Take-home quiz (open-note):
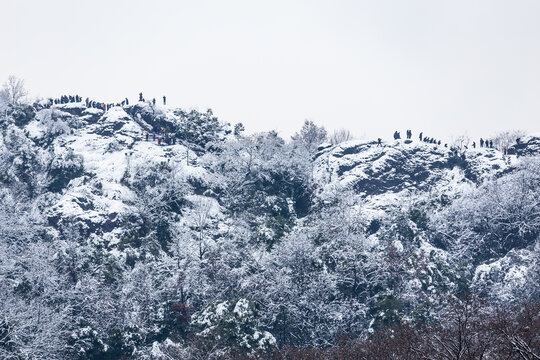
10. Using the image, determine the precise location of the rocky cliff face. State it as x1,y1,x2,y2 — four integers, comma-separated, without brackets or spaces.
313,138,514,214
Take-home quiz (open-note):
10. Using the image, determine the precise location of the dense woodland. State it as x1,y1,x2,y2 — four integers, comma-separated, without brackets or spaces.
0,80,539,359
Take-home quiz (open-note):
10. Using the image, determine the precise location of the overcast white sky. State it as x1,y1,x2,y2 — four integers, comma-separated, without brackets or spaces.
1,0,539,141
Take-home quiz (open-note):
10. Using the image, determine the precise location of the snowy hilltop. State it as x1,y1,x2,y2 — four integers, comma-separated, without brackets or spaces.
1,97,539,359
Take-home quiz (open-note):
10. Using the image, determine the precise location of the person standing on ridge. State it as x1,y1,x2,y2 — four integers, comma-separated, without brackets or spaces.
152,98,156,106
419,132,423,141
480,138,484,147
377,138,382,147
139,93,143,102
163,96,166,105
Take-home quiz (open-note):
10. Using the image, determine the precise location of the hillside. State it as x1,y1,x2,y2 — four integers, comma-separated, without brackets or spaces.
0,99,539,359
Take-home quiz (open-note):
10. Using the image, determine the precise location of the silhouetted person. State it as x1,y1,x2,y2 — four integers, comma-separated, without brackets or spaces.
472,141,476,148
377,138,382,147
125,98,129,105
419,132,423,141
152,98,156,106
139,93,143,102
163,96,166,105
480,138,484,147
490,140,493,148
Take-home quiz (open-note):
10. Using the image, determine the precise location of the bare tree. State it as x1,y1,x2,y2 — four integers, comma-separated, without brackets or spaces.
451,134,470,150
329,128,354,145
491,130,527,151
0,76,27,106
291,119,327,153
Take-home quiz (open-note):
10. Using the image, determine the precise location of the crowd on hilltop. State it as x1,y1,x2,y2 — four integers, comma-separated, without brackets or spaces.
386,129,515,155
33,96,524,156
391,130,443,146
51,94,113,110
139,92,166,106
44,93,180,146
47,92,166,111
54,95,82,104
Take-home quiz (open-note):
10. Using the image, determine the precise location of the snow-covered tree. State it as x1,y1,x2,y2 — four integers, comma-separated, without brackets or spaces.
0,76,27,106
291,119,327,154
329,128,354,145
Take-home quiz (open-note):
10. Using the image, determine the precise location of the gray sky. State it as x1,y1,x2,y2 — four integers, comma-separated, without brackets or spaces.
1,0,539,141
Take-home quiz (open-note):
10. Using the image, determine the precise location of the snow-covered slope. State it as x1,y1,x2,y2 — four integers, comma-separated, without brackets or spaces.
35,104,209,247
2,99,539,358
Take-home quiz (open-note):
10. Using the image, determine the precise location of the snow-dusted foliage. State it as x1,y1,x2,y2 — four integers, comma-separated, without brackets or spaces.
0,99,539,359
